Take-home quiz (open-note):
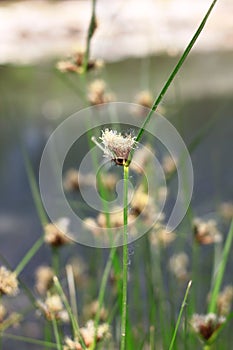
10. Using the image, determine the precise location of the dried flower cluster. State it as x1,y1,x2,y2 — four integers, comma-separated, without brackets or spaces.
129,185,150,216
56,49,103,74
131,90,153,118
63,169,80,191
63,168,118,193
0,302,21,331
87,79,115,105
193,218,222,245
217,285,233,316
162,154,177,176
150,223,176,247
219,202,233,220
84,206,136,236
135,90,153,109
169,253,189,281
190,313,225,341
83,300,108,322
63,169,95,192
64,320,110,350
35,266,54,295
131,90,165,117
44,218,72,247
0,266,19,296
37,294,69,322
84,184,160,238
99,173,118,191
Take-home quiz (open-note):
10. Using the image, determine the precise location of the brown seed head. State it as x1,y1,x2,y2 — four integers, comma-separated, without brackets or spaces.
193,218,222,245
190,313,225,341
44,218,72,247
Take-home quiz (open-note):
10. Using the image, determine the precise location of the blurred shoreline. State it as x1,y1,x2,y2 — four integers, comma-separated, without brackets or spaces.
0,0,232,64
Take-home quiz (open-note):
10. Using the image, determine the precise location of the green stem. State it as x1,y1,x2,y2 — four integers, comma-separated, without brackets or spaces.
83,0,97,72
0,333,57,348
120,165,129,350
203,345,212,350
44,321,53,350
51,317,62,350
168,281,192,350
66,265,79,324
21,146,48,225
14,236,44,276
208,219,233,313
53,276,87,349
52,247,60,277
149,326,155,350
132,0,218,147
90,246,117,350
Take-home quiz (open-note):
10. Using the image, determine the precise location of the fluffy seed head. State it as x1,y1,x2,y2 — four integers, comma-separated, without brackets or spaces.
37,294,68,322
44,217,72,247
219,202,233,220
169,253,189,281
64,320,110,349
193,218,222,245
190,313,226,340
35,266,54,295
0,303,7,322
0,266,19,296
217,285,233,316
99,128,136,164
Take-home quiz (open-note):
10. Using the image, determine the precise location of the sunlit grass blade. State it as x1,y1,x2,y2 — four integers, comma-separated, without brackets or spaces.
168,280,192,350
208,219,233,313
134,0,218,145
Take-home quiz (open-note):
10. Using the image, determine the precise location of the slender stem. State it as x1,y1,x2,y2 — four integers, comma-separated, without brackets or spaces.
44,321,53,350
51,317,62,350
90,246,117,350
149,326,155,350
53,277,87,349
120,165,129,350
83,0,97,72
131,0,218,149
66,265,79,324
52,247,60,277
208,219,233,313
21,146,48,225
14,236,44,276
0,333,57,348
168,281,192,350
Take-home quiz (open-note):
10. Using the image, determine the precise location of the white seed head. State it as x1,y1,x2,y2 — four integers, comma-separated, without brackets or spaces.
99,128,136,161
